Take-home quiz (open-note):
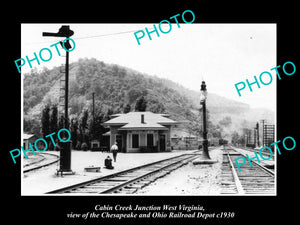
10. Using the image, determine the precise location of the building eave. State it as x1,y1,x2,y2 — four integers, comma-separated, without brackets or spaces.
102,122,127,127
118,127,168,131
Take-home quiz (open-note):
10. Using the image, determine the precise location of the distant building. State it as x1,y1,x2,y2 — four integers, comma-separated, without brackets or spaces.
90,139,100,151
23,134,36,157
103,111,179,153
171,130,220,150
171,129,199,150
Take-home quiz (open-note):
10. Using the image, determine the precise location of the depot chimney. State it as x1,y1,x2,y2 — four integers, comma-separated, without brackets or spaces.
141,114,145,124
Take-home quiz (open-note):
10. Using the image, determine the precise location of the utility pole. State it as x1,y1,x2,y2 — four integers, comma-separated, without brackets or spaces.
254,127,256,148
92,92,95,139
43,25,74,175
256,122,260,147
261,119,266,146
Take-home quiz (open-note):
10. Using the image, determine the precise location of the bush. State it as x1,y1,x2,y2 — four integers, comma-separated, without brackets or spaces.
81,142,88,151
75,142,81,150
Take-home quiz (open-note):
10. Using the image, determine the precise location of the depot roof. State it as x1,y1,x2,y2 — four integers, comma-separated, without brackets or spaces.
103,111,179,131
23,133,35,140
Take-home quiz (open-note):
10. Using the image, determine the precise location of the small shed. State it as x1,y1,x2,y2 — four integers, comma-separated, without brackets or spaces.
23,134,36,157
23,134,36,149
90,139,100,151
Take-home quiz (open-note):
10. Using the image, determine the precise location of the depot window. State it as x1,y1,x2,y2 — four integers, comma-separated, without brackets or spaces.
147,133,154,146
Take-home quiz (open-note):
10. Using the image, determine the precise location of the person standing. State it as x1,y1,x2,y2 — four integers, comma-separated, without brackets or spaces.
111,142,118,162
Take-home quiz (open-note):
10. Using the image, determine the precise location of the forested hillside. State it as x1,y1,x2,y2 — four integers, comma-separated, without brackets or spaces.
23,58,274,144
24,58,195,119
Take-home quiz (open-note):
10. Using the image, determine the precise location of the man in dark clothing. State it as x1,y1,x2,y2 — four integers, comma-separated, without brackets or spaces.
104,156,114,169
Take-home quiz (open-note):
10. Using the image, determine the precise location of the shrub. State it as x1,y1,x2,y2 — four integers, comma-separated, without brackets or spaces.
81,142,88,151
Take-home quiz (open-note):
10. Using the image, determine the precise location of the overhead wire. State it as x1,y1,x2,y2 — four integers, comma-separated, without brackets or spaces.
23,28,142,46
22,24,171,46
75,29,140,40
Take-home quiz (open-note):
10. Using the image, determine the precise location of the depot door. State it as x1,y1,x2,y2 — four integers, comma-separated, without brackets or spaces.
159,134,166,152
116,134,123,152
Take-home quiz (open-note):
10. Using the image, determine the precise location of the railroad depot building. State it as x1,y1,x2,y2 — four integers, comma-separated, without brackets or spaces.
103,111,179,153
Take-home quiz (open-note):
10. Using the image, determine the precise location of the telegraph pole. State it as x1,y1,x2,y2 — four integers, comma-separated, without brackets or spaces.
256,122,260,147
254,127,256,148
92,92,95,139
261,119,266,146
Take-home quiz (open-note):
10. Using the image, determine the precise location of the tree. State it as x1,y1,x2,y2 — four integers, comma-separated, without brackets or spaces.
89,113,107,141
123,104,131,113
126,88,148,104
79,109,89,149
25,95,38,113
58,115,64,130
146,97,165,113
210,124,222,138
135,96,147,112
70,117,78,149
186,113,203,137
49,104,58,149
50,104,58,132
24,115,40,136
41,104,50,145
219,116,232,127
231,131,240,146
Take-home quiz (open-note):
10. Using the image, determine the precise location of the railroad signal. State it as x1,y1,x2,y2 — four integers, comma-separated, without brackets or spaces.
200,81,207,104
42,25,74,38
43,25,75,176
193,81,217,164
60,39,72,50
200,81,210,159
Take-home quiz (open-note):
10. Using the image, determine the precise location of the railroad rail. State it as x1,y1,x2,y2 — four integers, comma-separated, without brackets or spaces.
47,153,199,194
221,147,275,195
231,146,275,170
238,146,274,159
23,152,59,173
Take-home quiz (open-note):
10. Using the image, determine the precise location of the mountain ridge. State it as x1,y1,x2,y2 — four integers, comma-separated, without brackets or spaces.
23,58,274,140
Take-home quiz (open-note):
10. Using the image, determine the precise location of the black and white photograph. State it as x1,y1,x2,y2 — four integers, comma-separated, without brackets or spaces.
4,5,298,225
21,23,276,195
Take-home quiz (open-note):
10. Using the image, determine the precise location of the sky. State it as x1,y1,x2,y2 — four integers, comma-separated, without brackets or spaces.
21,23,276,111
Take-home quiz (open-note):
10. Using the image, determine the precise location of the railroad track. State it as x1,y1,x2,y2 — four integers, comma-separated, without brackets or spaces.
239,146,274,159
23,152,59,173
47,153,199,194
221,148,275,195
231,146,275,170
